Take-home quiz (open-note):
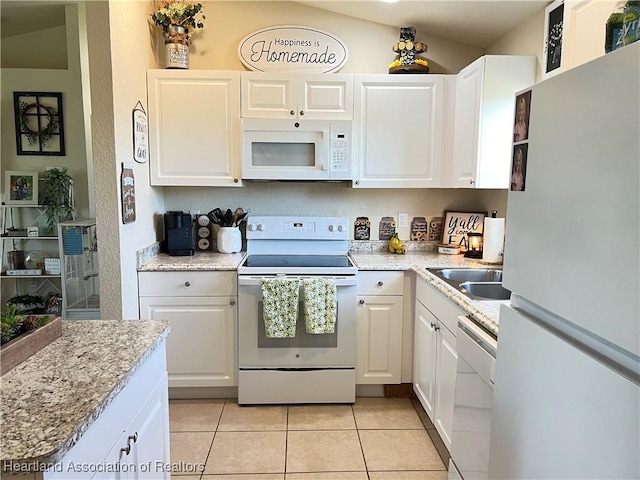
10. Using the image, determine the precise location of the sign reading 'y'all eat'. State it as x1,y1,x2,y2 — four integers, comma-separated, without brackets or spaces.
238,26,349,73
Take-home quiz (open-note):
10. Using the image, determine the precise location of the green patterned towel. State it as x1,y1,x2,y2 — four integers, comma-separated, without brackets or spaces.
303,278,337,334
261,277,300,338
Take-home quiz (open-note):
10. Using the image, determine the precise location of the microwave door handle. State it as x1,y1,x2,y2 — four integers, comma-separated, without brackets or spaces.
322,130,330,171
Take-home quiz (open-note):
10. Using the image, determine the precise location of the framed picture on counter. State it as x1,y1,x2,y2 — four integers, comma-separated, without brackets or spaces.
442,211,486,252
4,170,38,205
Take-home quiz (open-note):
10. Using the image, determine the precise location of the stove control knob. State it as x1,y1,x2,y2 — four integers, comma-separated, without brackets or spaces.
248,223,255,231
329,225,335,232
337,225,344,232
256,223,264,231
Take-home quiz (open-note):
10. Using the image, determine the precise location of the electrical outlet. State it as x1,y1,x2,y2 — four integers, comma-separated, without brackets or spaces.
398,212,409,228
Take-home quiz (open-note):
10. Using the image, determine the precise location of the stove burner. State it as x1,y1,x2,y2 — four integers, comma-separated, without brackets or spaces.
245,254,350,269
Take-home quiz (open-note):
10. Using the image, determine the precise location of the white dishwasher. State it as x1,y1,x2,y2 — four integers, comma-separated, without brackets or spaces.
448,315,497,480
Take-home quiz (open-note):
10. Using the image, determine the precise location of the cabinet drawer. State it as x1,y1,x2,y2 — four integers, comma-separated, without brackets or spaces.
357,271,404,296
416,277,463,335
138,271,237,297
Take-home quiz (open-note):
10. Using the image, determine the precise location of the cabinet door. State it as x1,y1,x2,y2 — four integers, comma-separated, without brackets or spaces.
298,74,353,120
147,70,241,186
452,59,483,187
241,73,296,118
139,296,237,387
434,323,458,452
353,75,443,187
356,295,403,384
414,301,438,422
452,56,536,188
563,0,619,70
128,373,170,480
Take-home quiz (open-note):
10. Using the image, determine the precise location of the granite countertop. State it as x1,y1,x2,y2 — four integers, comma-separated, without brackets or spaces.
137,249,503,337
138,251,245,271
0,320,169,470
350,251,503,337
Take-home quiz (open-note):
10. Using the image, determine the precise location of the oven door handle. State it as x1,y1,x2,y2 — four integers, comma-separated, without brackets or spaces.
238,276,357,287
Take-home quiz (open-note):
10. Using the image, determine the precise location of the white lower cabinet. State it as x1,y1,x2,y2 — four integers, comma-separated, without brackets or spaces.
138,271,237,388
47,344,170,480
356,271,404,384
414,277,460,452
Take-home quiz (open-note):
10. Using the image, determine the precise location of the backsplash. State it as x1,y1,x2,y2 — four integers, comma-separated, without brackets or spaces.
161,182,508,241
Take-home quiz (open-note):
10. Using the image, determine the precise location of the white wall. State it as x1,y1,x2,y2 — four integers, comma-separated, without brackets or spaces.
151,1,484,74
1,26,68,69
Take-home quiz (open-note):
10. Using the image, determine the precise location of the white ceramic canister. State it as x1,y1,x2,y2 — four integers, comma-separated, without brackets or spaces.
217,227,241,253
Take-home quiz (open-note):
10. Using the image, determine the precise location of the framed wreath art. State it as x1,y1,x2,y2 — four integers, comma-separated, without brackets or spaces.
13,92,65,156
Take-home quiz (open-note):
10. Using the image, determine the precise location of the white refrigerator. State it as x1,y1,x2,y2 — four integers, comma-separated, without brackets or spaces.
489,43,640,479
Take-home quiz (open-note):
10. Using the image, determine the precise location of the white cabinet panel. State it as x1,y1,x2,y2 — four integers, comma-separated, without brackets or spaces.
241,73,353,119
434,322,457,451
356,295,403,384
414,301,438,421
451,56,535,188
139,296,237,388
147,70,241,186
353,75,444,188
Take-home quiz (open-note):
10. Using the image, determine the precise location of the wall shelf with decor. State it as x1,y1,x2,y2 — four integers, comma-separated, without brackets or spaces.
1,204,63,315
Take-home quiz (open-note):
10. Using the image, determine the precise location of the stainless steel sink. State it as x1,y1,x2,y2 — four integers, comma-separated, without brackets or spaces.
459,282,511,301
436,268,503,283
427,267,511,301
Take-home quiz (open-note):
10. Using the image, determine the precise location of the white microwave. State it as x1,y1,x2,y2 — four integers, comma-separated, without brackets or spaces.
241,119,352,181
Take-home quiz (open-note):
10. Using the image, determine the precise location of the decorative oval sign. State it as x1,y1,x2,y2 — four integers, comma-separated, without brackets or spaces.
238,26,348,73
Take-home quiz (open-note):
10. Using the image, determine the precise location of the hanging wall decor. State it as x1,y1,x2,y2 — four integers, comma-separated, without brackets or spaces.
13,92,65,156
121,163,136,224
132,101,148,164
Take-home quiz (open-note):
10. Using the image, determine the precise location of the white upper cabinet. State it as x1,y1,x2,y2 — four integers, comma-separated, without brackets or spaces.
563,0,621,70
147,70,242,186
353,75,445,188
451,56,535,188
241,72,353,119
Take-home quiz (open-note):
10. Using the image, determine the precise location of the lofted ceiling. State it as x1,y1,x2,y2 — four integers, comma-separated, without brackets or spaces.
0,1,549,48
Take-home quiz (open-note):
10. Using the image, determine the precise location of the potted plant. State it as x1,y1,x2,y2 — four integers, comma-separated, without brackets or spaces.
40,167,74,236
151,1,205,69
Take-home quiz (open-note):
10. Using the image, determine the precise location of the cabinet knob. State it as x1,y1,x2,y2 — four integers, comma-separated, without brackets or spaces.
359,299,365,305
234,178,239,184
230,300,236,306
299,110,304,116
184,281,191,287
469,179,475,185
377,281,384,286
355,180,360,185
290,110,296,116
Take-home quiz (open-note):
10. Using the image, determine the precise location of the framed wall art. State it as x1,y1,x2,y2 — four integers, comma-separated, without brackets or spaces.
441,211,487,251
542,0,565,79
5,171,39,205
13,92,65,156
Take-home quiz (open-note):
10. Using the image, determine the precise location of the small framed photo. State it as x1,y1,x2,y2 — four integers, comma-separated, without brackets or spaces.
442,211,487,252
5,171,39,205
510,144,529,192
513,90,532,143
542,0,564,79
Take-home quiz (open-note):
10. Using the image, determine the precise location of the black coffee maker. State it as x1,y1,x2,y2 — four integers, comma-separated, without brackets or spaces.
163,211,194,256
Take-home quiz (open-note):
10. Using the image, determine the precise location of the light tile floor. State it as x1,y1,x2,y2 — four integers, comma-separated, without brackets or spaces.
168,397,448,479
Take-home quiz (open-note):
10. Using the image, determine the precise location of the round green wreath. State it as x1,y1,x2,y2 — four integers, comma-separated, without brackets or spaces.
18,101,59,148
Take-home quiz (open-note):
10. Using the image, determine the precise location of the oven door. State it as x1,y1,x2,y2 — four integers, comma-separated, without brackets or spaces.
237,275,357,368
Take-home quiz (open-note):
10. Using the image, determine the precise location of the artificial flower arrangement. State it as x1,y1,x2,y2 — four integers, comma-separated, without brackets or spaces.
151,0,205,38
